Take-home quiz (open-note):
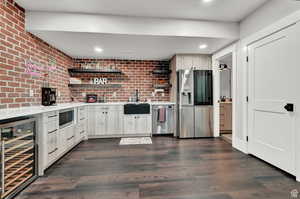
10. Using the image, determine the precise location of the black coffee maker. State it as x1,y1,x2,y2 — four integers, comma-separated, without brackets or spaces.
42,87,57,106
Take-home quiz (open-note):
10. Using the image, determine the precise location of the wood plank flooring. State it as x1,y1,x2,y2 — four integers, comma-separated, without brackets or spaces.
16,137,300,199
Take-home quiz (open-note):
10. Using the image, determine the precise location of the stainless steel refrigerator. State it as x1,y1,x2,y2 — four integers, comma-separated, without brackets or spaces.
177,69,213,138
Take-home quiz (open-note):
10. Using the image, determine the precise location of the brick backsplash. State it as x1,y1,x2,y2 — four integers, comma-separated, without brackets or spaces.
71,59,170,102
0,0,171,109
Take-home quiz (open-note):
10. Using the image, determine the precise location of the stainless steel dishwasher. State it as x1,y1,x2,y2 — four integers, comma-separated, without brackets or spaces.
152,105,175,135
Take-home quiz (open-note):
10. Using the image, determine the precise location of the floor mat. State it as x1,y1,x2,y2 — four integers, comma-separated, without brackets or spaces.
119,137,152,145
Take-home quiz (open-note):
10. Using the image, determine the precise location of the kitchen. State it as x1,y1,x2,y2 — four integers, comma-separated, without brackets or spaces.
1,0,300,199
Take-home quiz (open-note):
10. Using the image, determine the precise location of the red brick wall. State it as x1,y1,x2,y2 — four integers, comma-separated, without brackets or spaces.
71,59,170,102
0,0,73,109
0,0,171,109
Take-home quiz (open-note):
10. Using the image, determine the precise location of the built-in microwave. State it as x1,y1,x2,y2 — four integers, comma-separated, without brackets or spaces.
59,109,74,129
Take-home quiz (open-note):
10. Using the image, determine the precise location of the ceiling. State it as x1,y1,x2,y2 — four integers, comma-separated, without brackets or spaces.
16,0,269,60
32,31,233,60
16,0,268,22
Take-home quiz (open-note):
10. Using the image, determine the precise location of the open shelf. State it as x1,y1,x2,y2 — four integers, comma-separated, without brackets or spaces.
68,68,122,75
68,84,122,89
152,69,172,75
153,84,172,89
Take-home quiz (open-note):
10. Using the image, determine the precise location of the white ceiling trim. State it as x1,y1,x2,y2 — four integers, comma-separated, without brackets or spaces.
26,11,240,39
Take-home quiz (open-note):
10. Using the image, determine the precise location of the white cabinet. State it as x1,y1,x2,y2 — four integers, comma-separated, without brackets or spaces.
47,127,58,165
57,127,66,155
107,109,122,135
124,115,136,134
136,115,149,134
176,54,212,70
87,106,96,136
75,106,87,143
124,115,151,135
40,107,88,175
75,121,86,143
89,105,123,137
95,110,107,135
42,111,59,168
66,126,75,149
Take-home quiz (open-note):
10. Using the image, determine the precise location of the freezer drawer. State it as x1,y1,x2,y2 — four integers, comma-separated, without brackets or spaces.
179,106,194,138
195,106,213,137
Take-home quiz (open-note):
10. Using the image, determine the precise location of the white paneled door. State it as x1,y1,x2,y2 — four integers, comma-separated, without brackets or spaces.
248,23,300,175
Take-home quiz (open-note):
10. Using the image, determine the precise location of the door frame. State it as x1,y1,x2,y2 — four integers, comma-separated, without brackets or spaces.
212,44,237,147
241,10,300,181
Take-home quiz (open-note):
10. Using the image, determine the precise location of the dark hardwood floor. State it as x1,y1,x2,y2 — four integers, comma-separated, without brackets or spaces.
16,137,299,199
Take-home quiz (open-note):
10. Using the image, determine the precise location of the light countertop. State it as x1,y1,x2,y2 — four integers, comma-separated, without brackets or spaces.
219,101,232,104
0,102,175,121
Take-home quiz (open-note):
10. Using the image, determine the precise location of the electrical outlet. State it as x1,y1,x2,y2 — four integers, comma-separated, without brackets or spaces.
162,92,165,97
82,92,86,97
113,92,117,98
152,92,155,97
57,91,61,97
29,89,34,97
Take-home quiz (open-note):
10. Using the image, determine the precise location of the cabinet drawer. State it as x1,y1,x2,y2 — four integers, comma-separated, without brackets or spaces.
47,131,58,152
78,121,86,135
66,135,75,148
47,130,58,165
78,107,87,120
46,120,58,134
97,105,123,111
47,147,58,165
45,111,59,123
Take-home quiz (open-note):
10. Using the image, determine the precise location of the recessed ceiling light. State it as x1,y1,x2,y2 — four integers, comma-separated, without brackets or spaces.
199,44,208,49
94,47,103,53
203,0,213,3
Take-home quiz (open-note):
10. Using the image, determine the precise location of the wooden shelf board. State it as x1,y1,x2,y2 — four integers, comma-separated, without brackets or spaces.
5,146,33,162
152,69,172,75
5,140,33,154
6,154,33,171
153,84,172,89
68,68,122,74
68,84,122,89
4,133,33,145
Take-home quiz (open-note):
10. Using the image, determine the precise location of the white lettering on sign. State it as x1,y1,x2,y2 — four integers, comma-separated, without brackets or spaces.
92,78,108,85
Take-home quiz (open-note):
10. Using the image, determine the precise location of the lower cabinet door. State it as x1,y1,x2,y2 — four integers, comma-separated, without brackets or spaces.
58,128,67,154
87,106,96,136
47,131,58,165
95,111,107,135
66,127,75,148
107,110,122,135
136,116,148,134
78,121,86,141
124,115,136,134
75,123,82,143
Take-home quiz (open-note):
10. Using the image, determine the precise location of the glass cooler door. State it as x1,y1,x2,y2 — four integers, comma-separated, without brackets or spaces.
0,117,37,199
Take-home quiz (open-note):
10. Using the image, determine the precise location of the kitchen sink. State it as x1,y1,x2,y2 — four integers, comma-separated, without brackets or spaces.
124,103,150,114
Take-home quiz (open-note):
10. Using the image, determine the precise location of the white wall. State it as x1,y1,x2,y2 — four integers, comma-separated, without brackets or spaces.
219,57,232,98
240,0,300,38
214,0,300,153
220,70,231,98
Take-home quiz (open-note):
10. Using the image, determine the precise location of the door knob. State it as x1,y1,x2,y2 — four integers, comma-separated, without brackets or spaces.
284,103,294,112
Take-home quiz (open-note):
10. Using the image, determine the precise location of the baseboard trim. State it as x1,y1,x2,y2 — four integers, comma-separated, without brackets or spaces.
88,134,151,139
232,137,248,154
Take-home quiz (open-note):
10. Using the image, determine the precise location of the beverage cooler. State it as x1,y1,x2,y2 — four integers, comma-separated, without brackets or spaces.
0,117,38,199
